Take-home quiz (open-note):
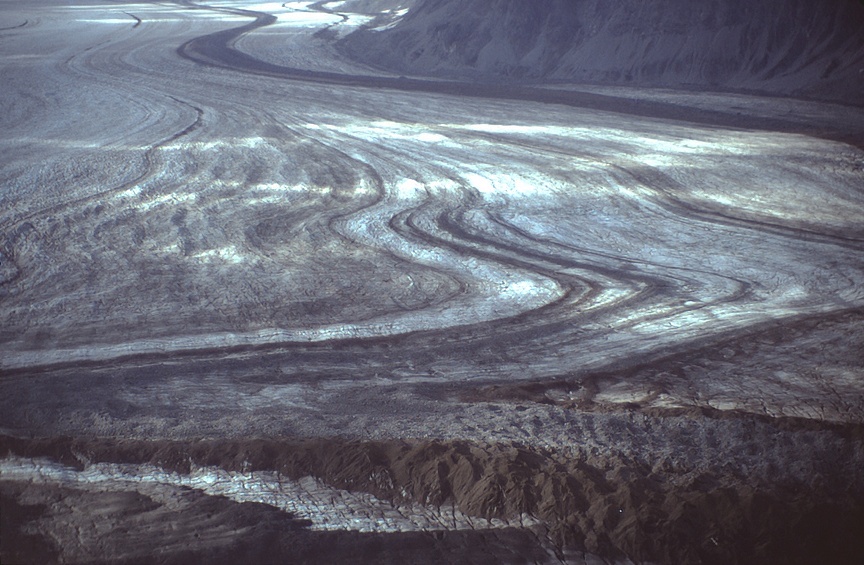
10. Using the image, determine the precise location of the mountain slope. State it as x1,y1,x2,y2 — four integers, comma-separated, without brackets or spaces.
339,0,864,104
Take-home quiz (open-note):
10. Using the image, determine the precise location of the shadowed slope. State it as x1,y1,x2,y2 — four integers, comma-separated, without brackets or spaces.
339,0,864,104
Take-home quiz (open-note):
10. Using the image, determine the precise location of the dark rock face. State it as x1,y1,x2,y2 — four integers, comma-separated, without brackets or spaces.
340,0,864,103
3,432,864,564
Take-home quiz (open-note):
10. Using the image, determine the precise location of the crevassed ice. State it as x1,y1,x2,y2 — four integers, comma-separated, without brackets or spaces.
0,457,540,533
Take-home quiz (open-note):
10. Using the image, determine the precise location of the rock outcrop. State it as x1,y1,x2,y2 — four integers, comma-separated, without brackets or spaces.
340,0,864,104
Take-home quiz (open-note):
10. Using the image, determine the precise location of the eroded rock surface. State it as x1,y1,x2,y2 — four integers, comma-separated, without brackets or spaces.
339,0,864,104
